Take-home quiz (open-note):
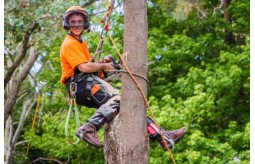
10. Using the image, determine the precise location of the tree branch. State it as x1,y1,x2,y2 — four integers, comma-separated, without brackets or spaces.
91,2,121,15
14,140,28,148
4,49,40,123
81,0,101,8
12,95,38,145
4,3,22,14
33,157,64,164
4,21,38,88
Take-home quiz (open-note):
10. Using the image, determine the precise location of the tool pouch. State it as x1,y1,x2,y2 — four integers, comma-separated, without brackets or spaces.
90,79,111,106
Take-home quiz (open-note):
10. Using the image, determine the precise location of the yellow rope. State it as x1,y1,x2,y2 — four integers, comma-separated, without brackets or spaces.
26,95,42,156
31,95,41,129
108,33,177,164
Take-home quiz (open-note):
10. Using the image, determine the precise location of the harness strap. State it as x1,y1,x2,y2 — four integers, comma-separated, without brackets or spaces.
85,76,94,98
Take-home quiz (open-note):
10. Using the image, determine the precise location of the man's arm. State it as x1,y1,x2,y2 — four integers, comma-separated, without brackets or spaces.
77,62,115,73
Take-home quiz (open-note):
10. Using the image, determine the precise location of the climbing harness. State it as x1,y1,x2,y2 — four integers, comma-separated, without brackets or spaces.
65,82,81,145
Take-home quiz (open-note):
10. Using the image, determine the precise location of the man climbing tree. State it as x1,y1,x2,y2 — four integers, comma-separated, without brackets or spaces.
60,5,186,151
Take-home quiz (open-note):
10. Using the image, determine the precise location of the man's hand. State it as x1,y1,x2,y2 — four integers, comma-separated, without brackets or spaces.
102,62,116,72
104,55,121,70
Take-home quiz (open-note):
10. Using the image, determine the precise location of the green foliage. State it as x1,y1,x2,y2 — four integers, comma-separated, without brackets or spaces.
146,0,249,163
5,0,249,163
24,106,105,163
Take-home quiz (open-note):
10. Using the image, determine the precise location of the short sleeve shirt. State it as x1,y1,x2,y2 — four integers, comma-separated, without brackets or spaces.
60,35,91,84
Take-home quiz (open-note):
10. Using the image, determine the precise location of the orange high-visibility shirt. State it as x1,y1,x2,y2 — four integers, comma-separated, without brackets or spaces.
60,35,91,84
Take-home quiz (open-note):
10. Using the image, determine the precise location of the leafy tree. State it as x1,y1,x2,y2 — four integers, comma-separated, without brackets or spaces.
147,0,249,163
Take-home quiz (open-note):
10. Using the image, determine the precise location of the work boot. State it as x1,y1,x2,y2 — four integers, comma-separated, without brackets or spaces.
158,127,186,150
76,122,103,148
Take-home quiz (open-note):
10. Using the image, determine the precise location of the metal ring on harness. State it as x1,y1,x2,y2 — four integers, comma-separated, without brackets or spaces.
69,82,77,97
163,135,175,149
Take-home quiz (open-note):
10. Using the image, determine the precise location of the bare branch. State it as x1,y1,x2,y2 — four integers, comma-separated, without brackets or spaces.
46,60,55,73
4,3,22,14
91,2,121,16
213,0,224,15
16,90,30,103
105,72,122,82
105,58,157,82
33,157,64,164
105,70,149,83
81,0,101,8
14,140,28,147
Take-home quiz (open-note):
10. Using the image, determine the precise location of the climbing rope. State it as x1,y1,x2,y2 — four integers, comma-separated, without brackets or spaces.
92,0,115,62
65,82,81,145
106,69,149,83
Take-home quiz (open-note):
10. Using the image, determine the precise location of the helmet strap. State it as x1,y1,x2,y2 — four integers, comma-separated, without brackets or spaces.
68,31,83,43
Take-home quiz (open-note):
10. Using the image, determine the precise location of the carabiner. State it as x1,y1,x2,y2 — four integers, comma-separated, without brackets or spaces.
69,82,77,98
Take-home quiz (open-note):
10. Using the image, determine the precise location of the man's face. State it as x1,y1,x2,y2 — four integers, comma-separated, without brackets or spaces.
69,15,84,36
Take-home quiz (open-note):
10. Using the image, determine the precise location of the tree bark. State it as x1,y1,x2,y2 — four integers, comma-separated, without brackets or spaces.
104,0,149,163
4,95,38,164
4,49,39,123
12,95,38,144
5,116,14,164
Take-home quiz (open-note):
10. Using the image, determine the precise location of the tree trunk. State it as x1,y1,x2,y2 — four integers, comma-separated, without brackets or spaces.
5,116,14,164
4,49,39,123
4,96,38,164
104,0,149,163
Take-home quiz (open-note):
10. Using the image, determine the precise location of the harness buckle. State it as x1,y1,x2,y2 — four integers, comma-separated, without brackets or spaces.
69,82,77,98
